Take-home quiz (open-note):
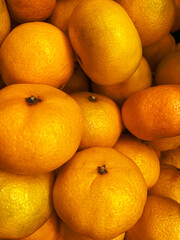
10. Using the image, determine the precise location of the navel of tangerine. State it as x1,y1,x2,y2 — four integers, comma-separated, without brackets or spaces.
98,165,108,175
88,95,97,102
25,95,41,105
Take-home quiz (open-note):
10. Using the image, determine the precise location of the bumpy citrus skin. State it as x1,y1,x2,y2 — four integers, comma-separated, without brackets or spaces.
126,195,180,240
114,134,160,188
0,0,11,46
53,147,147,240
68,0,142,86
0,170,55,239
19,212,59,240
0,22,74,88
92,56,152,108
70,91,123,150
116,0,176,46
155,49,180,85
121,85,180,141
149,164,180,204
6,0,56,23
0,84,84,175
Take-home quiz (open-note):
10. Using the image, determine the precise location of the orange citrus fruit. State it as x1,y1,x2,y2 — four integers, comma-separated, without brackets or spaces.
62,62,91,94
48,0,83,34
155,49,180,85
114,133,160,188
147,134,180,151
6,0,56,23
58,220,125,240
143,33,176,71
18,212,60,240
92,56,152,108
53,147,147,240
126,195,180,240
70,91,123,150
0,22,74,88
160,147,180,168
68,0,142,86
0,169,55,239
149,164,180,203
116,0,176,46
0,0,11,46
0,83,83,175
121,85,180,141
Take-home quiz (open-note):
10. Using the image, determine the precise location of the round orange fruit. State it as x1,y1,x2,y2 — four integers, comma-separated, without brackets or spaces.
143,33,176,71
0,22,74,88
149,164,180,204
0,169,55,239
70,91,123,150
92,56,152,108
121,85,180,141
160,147,180,168
126,195,180,240
68,0,142,86
114,133,160,188
155,49,180,85
0,0,11,46
116,0,176,46
147,134,180,151
53,147,147,240
48,0,83,34
6,0,56,23
0,83,83,175
18,212,60,240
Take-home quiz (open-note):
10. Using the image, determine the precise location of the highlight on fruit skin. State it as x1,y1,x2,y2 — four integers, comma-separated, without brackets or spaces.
0,169,55,239
68,0,142,86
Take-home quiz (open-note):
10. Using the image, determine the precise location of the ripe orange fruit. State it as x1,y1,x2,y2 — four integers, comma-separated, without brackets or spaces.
171,0,180,32
155,49,180,85
0,0,11,46
53,147,147,240
116,0,176,46
143,33,176,71
0,169,55,239
92,56,152,108
160,147,180,168
58,220,125,240
68,0,142,86
0,22,74,88
62,63,91,94
48,0,83,34
149,164,180,204
6,0,56,23
70,91,122,150
0,84,83,175
121,85,180,141
147,134,180,151
114,134,160,188
18,212,60,240
125,195,180,240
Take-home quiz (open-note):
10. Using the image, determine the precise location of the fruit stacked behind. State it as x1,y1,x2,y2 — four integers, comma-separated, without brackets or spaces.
0,0,180,240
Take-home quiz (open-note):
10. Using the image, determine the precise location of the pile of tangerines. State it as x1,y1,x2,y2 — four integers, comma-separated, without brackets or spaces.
0,0,180,239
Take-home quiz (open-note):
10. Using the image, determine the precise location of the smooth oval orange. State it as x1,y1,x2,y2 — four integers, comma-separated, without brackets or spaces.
121,85,180,141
